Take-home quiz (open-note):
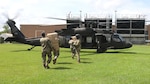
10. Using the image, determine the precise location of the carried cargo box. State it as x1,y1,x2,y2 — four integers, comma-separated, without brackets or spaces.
47,32,59,51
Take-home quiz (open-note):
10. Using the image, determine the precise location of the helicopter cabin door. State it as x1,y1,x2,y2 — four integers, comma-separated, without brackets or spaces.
81,35,96,48
96,34,108,53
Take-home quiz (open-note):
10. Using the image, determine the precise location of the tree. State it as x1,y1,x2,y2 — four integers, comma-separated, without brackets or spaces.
3,25,10,33
0,25,10,34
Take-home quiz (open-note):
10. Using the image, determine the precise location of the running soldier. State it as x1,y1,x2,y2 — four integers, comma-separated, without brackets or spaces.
40,32,52,69
69,35,81,63
68,36,76,59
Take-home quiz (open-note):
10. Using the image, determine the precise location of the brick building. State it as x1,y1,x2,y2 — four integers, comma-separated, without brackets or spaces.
20,24,66,38
146,25,150,40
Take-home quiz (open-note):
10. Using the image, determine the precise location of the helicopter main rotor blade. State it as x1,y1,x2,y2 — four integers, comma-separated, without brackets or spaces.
45,16,83,21
39,22,81,26
45,17,67,21
2,12,9,19
11,9,23,20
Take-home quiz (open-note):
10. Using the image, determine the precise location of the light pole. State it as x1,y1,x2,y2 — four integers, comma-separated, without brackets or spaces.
79,10,82,27
115,10,117,32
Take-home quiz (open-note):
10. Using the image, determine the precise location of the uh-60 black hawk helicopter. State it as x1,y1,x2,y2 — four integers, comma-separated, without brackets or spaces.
46,17,132,53
5,16,132,53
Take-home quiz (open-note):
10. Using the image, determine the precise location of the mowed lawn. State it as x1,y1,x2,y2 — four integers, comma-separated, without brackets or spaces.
0,43,150,84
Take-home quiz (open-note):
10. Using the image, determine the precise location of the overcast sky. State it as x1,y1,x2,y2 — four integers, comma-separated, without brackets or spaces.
0,0,150,31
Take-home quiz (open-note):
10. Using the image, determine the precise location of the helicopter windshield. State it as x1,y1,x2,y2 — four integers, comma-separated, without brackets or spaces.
112,34,124,42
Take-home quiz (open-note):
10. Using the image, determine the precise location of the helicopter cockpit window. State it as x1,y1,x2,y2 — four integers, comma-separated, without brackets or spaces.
118,35,124,41
112,34,123,42
86,37,92,43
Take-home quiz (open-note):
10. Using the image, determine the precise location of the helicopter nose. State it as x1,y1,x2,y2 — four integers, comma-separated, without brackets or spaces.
125,42,132,48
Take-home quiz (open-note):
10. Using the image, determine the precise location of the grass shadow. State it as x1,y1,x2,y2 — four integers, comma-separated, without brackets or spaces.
106,51,150,56
80,61,93,64
52,67,71,70
80,50,96,53
81,53,98,56
11,50,29,52
135,52,150,56
57,62,73,64
106,51,137,54
11,49,40,52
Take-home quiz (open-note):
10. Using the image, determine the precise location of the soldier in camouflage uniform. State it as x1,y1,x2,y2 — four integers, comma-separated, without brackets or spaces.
68,36,76,58
69,35,81,63
74,34,81,63
40,32,52,69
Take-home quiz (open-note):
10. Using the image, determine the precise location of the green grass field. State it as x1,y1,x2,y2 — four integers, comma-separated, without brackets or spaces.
0,43,150,84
